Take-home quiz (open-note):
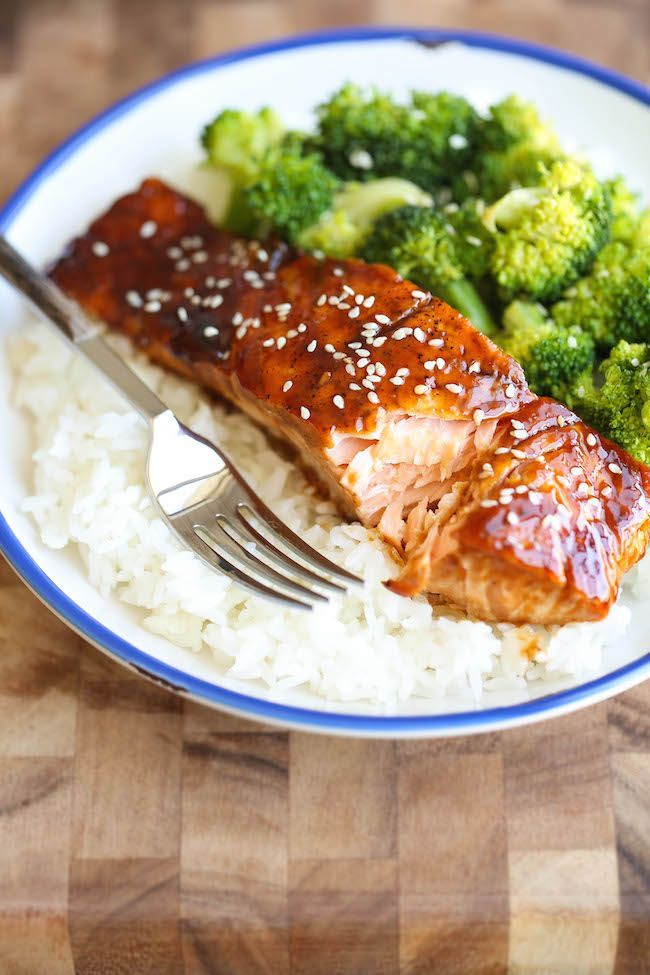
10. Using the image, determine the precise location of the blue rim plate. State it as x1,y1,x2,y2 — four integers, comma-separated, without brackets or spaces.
1,27,649,737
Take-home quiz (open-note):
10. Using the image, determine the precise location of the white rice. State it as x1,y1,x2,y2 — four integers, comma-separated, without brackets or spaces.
9,323,634,706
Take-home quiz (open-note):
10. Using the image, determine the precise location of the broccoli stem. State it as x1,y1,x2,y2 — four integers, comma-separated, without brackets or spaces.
434,278,497,336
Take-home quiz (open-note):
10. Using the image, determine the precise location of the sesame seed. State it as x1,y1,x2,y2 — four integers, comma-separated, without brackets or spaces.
586,433,597,447
167,246,183,259
495,447,510,455
389,376,404,386
507,512,519,526
445,383,463,394
325,343,335,353
571,466,583,477
345,364,356,376
355,417,363,432
366,363,376,376
333,394,345,409
578,482,590,498
602,485,613,497
232,311,243,326
203,325,219,338
375,314,391,325
505,384,516,399
362,378,375,390
413,328,427,343
316,293,327,307
373,336,387,347
557,416,567,428
338,302,351,310
300,406,311,419
468,362,481,374
412,289,427,300
177,307,188,323
429,338,445,348
363,296,375,308
367,390,380,404
355,294,364,305
473,409,485,424
276,336,287,350
349,148,374,170
396,368,410,377
139,220,157,239
333,267,344,277
257,248,269,262
466,235,482,247
348,306,360,319
297,323,307,333
511,449,527,460
333,351,346,360
217,278,232,288
91,241,109,257
393,328,410,340
528,491,542,505
608,463,622,475
235,325,247,340
375,363,386,377
511,419,524,429
281,380,293,393
192,250,208,263
436,358,446,370
190,295,201,306
175,259,191,272
349,383,361,391
414,384,429,395
275,302,291,313
307,340,317,353
515,485,528,495
481,499,499,508
349,342,362,350
144,300,161,313
287,329,298,339
512,429,529,441
262,338,275,348
125,290,142,308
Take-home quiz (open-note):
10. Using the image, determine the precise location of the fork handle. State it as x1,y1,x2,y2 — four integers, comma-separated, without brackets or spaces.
0,235,168,422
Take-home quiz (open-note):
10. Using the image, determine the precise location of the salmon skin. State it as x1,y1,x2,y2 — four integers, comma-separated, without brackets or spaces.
50,178,650,624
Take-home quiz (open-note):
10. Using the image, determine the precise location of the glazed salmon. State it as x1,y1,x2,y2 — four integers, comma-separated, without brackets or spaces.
49,178,650,624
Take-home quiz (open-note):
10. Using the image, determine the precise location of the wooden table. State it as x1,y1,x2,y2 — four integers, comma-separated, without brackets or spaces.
1,2,649,972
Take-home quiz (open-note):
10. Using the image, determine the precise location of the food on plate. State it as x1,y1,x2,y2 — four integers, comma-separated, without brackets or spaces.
49,178,650,625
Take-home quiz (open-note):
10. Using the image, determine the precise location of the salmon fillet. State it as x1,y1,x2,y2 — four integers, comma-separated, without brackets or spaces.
49,178,650,624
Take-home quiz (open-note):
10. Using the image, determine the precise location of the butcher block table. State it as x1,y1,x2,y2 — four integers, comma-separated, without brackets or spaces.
1,1,649,972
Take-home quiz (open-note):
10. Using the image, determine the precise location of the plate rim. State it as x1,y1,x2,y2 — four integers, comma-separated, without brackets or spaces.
1,25,649,737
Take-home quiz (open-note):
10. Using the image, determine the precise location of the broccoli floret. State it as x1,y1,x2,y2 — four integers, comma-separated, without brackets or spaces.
240,145,338,245
314,83,479,190
605,175,641,244
468,95,563,202
443,198,494,280
483,159,611,303
569,341,650,465
362,205,496,334
201,107,284,186
299,178,432,258
498,300,595,399
552,214,650,348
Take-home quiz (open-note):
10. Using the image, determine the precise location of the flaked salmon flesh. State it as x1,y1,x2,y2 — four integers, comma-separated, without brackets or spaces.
49,178,650,624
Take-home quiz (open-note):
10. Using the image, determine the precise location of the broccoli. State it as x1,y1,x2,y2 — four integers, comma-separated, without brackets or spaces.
361,205,496,334
464,95,563,202
483,159,611,303
201,107,284,186
239,144,338,245
606,175,641,244
552,215,650,348
313,83,479,190
443,197,494,280
569,341,650,465
299,177,432,258
498,300,595,399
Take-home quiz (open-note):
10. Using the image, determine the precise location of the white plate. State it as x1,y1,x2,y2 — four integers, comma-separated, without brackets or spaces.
2,28,649,737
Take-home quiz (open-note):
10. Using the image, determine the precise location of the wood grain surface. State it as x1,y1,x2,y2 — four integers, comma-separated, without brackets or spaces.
1,1,649,972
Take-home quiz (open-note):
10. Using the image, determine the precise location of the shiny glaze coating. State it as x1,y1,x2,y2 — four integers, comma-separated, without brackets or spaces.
49,178,650,623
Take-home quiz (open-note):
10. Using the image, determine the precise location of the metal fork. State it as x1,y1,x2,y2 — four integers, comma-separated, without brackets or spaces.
0,236,361,610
